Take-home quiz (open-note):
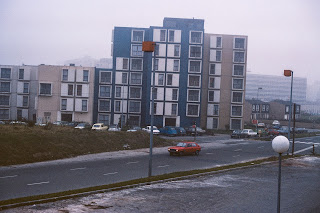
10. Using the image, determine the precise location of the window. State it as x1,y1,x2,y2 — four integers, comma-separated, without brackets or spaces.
189,75,200,87
123,58,129,70
0,95,9,106
154,59,159,70
262,105,266,111
190,46,202,58
209,64,216,75
68,84,73,96
167,74,173,86
188,90,200,102
61,99,67,110
234,52,245,63
62,69,68,81
130,73,142,85
213,105,219,115
1,68,11,79
158,74,164,85
19,69,24,80
232,106,242,116
208,91,214,102
23,82,29,93
252,105,256,111
115,101,121,112
169,30,174,42
171,103,177,115
17,109,22,120
173,60,179,71
190,31,202,44
76,85,82,96
233,65,244,76
99,100,110,112
153,103,157,114
187,104,199,116
0,82,10,92
153,88,158,100
189,61,201,72
132,30,144,42
172,89,178,100
130,87,141,99
23,96,28,107
174,45,180,57
233,79,244,90
99,85,111,98
83,70,89,82
82,100,88,111
115,87,121,98
231,119,241,130
235,38,245,49
129,101,140,113
160,29,166,41
216,37,222,48
154,44,159,56
266,105,269,111
232,92,243,103
216,50,222,61
211,118,218,129
131,58,143,71
122,73,128,84
256,104,260,111
131,44,143,57
285,106,289,113
0,109,9,120
39,83,51,95
209,77,216,88
98,114,110,125
100,72,111,84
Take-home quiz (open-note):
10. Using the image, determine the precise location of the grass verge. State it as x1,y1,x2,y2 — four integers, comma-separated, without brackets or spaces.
0,155,300,210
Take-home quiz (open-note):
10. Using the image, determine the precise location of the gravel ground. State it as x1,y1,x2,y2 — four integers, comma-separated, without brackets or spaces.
2,156,320,213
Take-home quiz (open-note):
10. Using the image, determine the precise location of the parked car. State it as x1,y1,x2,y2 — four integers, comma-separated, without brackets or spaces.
0,121,5,125
267,128,280,136
67,121,81,127
168,142,201,156
91,123,108,131
175,127,186,136
278,126,289,135
142,126,160,135
241,129,257,138
127,126,142,132
159,126,177,136
74,122,91,130
9,121,27,125
52,121,68,126
231,129,243,138
185,126,206,136
35,122,47,126
108,124,121,131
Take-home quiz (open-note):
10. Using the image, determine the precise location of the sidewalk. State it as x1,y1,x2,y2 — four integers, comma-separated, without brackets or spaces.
3,156,320,213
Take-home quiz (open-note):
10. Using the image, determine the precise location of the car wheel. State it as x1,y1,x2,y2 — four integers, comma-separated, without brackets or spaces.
195,150,200,156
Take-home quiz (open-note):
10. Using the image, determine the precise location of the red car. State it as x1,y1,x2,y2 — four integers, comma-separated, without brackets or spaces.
168,142,201,156
267,128,280,136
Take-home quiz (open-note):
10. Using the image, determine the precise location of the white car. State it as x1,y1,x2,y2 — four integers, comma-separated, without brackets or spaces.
108,124,121,131
91,123,108,131
142,126,160,135
241,129,257,137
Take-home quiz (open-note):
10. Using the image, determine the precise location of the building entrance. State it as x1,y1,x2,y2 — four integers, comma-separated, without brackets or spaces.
165,118,176,126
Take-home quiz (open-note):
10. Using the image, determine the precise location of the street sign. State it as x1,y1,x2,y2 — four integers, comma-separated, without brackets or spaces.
142,41,155,52
284,70,292,77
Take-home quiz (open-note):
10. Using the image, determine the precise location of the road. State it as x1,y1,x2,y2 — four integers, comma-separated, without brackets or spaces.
0,135,319,201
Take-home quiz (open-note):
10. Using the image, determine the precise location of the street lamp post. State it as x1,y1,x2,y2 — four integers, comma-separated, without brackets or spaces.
284,70,293,142
272,136,290,213
142,41,156,177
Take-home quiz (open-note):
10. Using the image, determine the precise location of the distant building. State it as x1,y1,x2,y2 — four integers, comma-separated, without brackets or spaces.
269,100,301,120
301,101,320,115
245,73,307,104
243,100,270,124
36,65,95,124
63,56,113,69
0,65,38,121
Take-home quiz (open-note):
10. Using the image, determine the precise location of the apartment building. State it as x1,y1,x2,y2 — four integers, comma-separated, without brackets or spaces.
94,17,248,130
0,65,38,121
36,65,95,124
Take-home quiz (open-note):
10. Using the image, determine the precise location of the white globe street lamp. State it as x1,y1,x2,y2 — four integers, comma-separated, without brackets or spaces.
272,136,289,213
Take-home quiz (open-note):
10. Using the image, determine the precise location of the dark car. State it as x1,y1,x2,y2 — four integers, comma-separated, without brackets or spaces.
231,129,243,138
159,126,177,136
74,122,91,130
185,126,206,136
175,127,186,136
168,142,201,156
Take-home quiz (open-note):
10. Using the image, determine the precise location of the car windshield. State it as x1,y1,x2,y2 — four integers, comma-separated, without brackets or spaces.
78,123,85,127
176,143,186,147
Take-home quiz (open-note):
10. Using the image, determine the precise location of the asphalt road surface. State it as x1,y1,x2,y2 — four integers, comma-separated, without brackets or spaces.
3,156,320,213
0,135,319,201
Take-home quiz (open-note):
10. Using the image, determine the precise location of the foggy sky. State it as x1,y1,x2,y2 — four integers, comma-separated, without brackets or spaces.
0,0,319,83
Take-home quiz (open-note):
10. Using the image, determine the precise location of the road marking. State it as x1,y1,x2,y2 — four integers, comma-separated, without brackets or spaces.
206,153,214,155
70,167,86,171
294,146,316,154
27,181,49,186
258,146,264,149
103,172,118,176
158,165,170,168
0,175,18,179
234,149,242,152
126,161,139,165
233,155,241,158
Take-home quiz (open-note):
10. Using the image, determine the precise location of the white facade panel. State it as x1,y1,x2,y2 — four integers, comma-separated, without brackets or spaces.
174,30,181,43
17,82,25,94
81,84,89,97
210,50,216,62
150,102,164,115
150,87,164,101
207,117,213,129
22,109,28,119
164,102,178,116
172,74,179,87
